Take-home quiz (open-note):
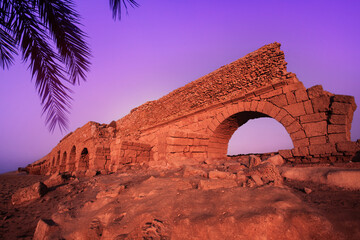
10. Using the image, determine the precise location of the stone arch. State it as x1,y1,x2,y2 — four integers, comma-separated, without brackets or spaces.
56,151,60,166
60,151,67,172
208,100,305,159
78,148,90,171
67,146,76,172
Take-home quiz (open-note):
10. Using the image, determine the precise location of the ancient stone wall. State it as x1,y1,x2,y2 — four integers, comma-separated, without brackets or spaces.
27,43,359,175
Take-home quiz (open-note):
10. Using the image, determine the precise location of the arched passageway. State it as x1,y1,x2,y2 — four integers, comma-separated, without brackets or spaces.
68,146,76,172
208,111,295,159
60,151,67,172
227,117,293,155
78,148,89,171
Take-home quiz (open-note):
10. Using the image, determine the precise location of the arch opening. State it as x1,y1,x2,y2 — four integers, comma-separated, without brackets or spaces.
227,117,293,156
68,146,76,172
208,111,294,159
60,151,67,172
78,148,89,171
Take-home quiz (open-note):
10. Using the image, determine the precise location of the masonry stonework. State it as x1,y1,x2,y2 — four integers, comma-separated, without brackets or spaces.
27,43,359,175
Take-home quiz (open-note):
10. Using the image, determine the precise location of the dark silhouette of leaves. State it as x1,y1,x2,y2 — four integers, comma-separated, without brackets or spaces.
110,0,139,20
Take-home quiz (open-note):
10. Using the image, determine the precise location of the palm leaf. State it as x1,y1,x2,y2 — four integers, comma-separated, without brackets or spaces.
110,0,139,20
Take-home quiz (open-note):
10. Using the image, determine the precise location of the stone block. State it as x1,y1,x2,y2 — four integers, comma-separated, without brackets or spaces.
262,102,275,115
259,88,282,99
269,94,288,107
329,133,348,143
309,144,336,155
183,166,207,178
274,109,288,122
250,100,259,111
329,114,347,125
287,121,302,134
310,136,327,145
33,219,60,240
291,130,306,140
285,92,297,105
256,101,266,112
293,138,310,147
282,82,305,93
292,147,310,157
331,102,353,114
244,101,252,111
303,121,327,137
250,174,264,186
279,150,293,159
300,112,327,123
295,89,309,102
280,115,295,128
307,85,324,99
328,124,347,134
303,100,314,114
336,141,357,152
190,146,207,152
192,152,207,159
12,182,48,205
311,96,330,112
264,154,285,166
208,170,236,180
167,137,193,146
284,102,306,117
332,95,356,105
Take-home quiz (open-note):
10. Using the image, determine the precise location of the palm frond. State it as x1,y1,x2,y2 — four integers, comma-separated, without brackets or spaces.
35,0,91,84
9,0,75,132
110,0,139,20
0,26,17,69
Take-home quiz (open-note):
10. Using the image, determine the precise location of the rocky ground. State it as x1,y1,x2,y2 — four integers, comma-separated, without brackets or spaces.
1,156,360,240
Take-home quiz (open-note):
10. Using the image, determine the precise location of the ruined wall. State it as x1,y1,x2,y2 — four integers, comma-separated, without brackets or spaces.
27,43,359,175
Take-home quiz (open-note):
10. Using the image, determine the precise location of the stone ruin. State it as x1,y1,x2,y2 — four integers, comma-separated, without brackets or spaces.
26,42,359,175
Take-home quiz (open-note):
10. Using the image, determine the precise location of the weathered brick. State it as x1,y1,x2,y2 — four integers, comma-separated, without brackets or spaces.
292,147,309,157
307,85,324,99
291,130,306,140
284,102,306,117
309,136,327,145
269,94,288,107
331,102,353,114
287,121,302,133
278,149,293,158
282,82,305,93
303,121,327,137
300,112,327,123
259,88,283,99
250,101,259,111
329,114,347,125
303,100,314,114
336,141,357,152
281,114,295,127
332,95,355,104
256,101,266,112
262,102,275,115
294,89,309,102
309,144,336,155
328,133,348,143
190,146,207,152
285,92,297,105
328,124,346,134
293,138,310,147
311,96,330,112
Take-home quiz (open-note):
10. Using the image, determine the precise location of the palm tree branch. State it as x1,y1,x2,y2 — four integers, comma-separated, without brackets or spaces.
109,0,139,20
35,0,91,85
10,0,72,132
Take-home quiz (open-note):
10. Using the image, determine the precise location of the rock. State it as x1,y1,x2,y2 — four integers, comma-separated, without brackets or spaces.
227,164,247,173
33,219,60,240
249,155,261,167
304,187,312,194
208,170,236,180
248,162,283,186
183,166,207,178
12,182,48,205
198,179,237,190
236,173,247,183
264,154,285,166
251,174,264,186
85,170,99,177
44,174,66,188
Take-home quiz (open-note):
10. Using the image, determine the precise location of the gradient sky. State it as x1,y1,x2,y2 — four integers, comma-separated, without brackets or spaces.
1,0,360,173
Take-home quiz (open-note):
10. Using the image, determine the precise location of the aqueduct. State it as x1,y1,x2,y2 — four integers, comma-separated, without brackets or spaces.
27,42,359,175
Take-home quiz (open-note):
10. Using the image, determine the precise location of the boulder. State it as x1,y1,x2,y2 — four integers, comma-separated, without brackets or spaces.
264,154,285,166
249,155,261,168
251,174,264,186
208,170,236,180
248,162,283,186
12,182,48,205
33,219,60,240
183,166,207,178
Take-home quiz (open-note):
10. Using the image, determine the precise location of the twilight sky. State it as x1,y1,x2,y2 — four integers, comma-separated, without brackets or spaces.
1,0,360,173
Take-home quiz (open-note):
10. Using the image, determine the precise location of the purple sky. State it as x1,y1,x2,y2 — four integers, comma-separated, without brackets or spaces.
1,0,360,173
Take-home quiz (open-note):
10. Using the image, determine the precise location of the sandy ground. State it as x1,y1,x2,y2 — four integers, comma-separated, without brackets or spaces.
1,163,360,239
